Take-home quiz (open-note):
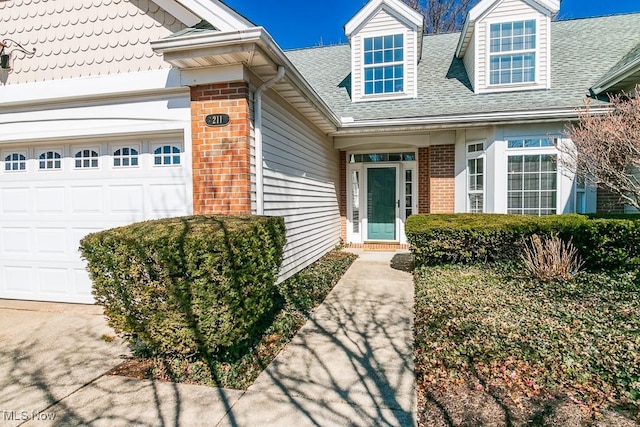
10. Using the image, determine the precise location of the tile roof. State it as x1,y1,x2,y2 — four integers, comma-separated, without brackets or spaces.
285,13,640,121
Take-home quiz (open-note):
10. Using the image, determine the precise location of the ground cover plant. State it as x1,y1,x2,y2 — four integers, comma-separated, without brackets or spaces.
408,212,640,425
108,249,358,389
414,265,640,426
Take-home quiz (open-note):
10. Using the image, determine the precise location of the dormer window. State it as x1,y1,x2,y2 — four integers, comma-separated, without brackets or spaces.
363,34,404,95
489,20,536,85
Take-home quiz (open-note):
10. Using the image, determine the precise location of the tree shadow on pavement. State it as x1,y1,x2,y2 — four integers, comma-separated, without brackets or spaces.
225,259,416,426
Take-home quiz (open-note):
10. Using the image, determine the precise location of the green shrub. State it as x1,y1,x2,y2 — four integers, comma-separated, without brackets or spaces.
406,213,640,270
80,215,286,360
277,250,359,313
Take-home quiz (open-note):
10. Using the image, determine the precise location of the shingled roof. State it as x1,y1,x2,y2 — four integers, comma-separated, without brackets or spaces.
285,13,640,122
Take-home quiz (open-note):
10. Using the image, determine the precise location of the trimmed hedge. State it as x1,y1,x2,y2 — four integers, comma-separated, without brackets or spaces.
406,213,640,269
80,215,286,360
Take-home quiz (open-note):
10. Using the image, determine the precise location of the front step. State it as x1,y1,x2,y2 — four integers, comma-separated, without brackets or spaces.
345,242,410,251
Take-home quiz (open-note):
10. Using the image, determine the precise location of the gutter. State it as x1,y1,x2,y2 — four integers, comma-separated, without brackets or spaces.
255,65,286,215
333,106,611,135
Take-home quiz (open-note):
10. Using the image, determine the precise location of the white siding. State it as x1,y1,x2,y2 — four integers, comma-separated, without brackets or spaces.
463,33,477,90
475,0,550,93
352,8,417,101
260,94,341,280
0,0,185,85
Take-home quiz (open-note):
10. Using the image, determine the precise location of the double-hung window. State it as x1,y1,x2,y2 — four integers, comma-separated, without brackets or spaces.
466,142,485,213
489,20,536,85
363,34,404,95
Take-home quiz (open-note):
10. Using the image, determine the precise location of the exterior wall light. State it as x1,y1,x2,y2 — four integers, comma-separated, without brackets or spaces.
0,39,36,71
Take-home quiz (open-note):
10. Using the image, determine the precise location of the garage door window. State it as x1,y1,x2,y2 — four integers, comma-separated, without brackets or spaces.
154,145,181,166
75,149,99,169
113,147,139,167
39,151,62,170
4,153,27,171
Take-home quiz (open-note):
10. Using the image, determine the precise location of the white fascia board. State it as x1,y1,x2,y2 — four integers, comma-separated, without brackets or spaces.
469,0,558,21
345,0,423,37
455,19,473,58
174,0,253,31
151,27,265,52
0,69,184,109
152,27,342,129
458,0,559,58
591,59,640,95
150,0,201,26
332,107,610,135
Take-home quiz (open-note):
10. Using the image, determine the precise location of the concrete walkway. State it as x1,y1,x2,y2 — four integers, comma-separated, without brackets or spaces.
1,251,415,426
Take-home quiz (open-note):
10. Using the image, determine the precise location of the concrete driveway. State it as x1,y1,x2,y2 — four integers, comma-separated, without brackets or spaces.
0,300,128,425
0,300,246,427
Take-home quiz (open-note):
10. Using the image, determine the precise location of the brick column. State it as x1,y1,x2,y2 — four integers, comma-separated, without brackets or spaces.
339,151,347,243
190,82,252,215
418,147,430,213
429,144,455,213
418,145,455,214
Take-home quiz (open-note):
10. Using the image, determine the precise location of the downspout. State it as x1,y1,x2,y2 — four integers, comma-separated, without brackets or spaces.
254,65,286,215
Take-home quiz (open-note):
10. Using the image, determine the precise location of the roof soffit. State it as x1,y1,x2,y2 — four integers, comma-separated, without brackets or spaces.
456,0,560,57
345,0,423,38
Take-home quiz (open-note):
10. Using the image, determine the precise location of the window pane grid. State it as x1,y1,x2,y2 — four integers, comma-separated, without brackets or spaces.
4,153,26,171
508,154,557,216
405,168,413,219
364,34,404,95
467,158,484,213
507,138,554,149
154,145,181,166
75,149,99,169
39,151,62,170
489,20,536,85
113,147,139,167
350,152,415,163
351,170,360,234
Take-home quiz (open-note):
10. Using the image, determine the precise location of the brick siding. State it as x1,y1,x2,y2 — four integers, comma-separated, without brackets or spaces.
190,82,252,215
596,185,625,214
417,145,455,214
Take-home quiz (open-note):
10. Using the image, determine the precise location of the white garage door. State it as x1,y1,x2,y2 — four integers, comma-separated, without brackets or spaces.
0,138,191,304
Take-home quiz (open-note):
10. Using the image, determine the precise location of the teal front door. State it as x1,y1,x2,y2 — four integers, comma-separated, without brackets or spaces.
367,167,397,241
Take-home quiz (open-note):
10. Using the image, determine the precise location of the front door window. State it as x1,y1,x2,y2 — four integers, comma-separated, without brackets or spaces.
367,167,397,241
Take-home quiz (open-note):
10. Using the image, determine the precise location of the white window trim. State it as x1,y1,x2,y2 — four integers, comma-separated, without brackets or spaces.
37,148,63,171
488,19,537,87
505,138,560,215
466,141,486,213
346,150,417,244
112,143,141,169
355,28,416,102
151,143,183,167
483,14,542,91
347,163,363,244
362,32,406,97
3,150,28,173
73,146,101,170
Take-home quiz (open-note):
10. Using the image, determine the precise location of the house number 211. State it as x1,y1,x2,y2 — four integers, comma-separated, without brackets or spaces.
205,114,230,127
